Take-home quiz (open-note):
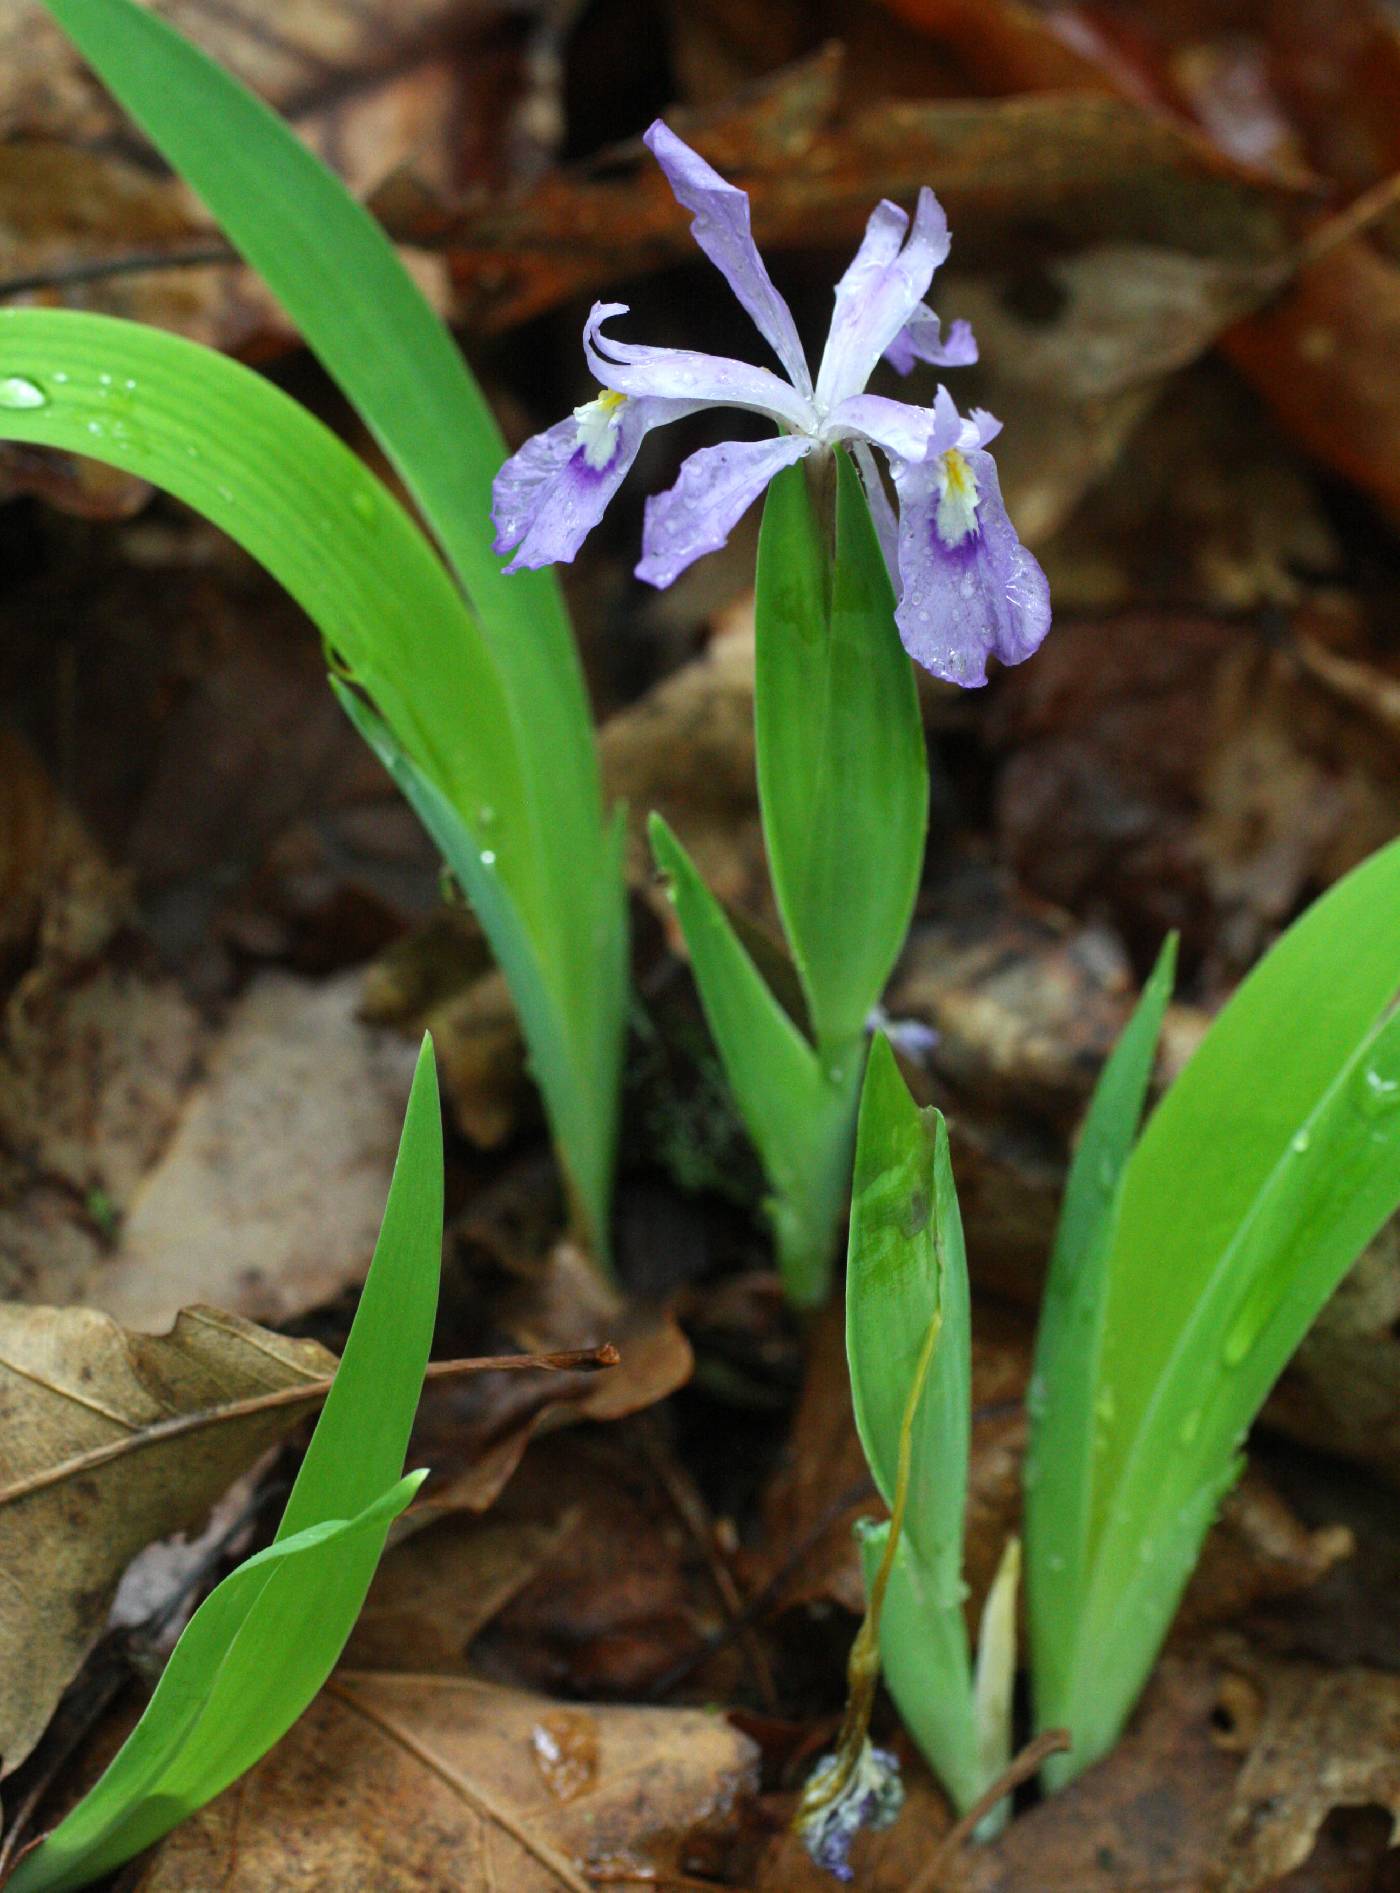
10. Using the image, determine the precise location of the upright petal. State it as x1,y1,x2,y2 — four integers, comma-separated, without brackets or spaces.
492,392,699,571
885,305,978,376
892,445,1051,686
636,432,813,588
814,189,952,414
644,121,813,399
585,302,815,434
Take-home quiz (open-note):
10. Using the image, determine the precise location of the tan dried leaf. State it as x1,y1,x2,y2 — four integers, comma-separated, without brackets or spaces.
128,1673,758,1890
1212,1657,1400,1891
0,1300,334,1777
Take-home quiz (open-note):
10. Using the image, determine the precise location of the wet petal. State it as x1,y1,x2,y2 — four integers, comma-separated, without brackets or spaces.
644,120,812,398
826,392,935,461
814,189,952,413
885,304,977,376
850,440,900,590
892,445,1051,686
636,432,813,588
585,302,815,433
491,393,697,571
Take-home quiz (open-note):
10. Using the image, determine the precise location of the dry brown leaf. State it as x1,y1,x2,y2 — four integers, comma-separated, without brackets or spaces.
344,1509,576,1675
0,0,543,371
86,970,420,1332
417,1242,694,1516
125,1672,757,1890
1211,1656,1400,1891
0,1300,334,1778
388,48,1299,332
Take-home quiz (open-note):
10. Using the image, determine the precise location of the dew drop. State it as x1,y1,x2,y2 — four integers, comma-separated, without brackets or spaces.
350,487,376,523
1047,1553,1066,1574
480,849,497,868
1290,1127,1311,1154
476,803,497,830
1358,1065,1400,1119
0,375,48,410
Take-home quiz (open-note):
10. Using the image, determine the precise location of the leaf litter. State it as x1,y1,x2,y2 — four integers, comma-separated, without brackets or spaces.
7,0,1400,1884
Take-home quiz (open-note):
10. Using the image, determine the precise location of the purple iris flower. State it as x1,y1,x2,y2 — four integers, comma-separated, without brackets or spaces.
491,120,1050,687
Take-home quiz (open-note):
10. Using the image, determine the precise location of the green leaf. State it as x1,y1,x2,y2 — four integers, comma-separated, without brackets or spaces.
9,1041,444,1891
754,454,927,1054
649,813,858,1306
340,691,626,1244
846,1037,977,1809
1042,840,1400,1781
0,306,622,1256
1025,935,1176,1727
33,0,627,1255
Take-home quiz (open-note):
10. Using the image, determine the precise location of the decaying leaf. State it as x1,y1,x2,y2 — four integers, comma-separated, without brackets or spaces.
0,1300,333,1778
84,970,421,1332
1212,1655,1400,1892
124,1673,757,1890
417,1242,694,1516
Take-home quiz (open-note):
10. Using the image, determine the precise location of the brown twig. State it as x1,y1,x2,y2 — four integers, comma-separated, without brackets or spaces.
908,1728,1072,1893
0,1347,618,1509
637,1419,779,1713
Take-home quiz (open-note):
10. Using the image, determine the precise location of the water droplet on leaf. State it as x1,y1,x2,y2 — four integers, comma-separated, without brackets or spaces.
0,375,48,410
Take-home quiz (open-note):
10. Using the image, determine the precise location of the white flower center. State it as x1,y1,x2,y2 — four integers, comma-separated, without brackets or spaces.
573,389,628,471
935,447,980,546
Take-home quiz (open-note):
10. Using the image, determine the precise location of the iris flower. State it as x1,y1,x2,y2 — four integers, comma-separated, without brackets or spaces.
491,121,1050,687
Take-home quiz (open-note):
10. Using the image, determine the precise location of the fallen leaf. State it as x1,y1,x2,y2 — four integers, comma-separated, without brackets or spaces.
344,1508,577,1675
415,1239,693,1517
392,52,1301,335
87,970,421,1331
0,1300,334,1778
124,1673,758,1890
1211,1655,1400,1892
0,0,547,369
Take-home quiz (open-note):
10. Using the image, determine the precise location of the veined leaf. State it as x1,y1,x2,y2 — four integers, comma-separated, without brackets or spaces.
34,0,628,1255
1042,841,1400,1781
649,814,858,1306
9,1041,444,1890
0,308,619,1253
1025,936,1176,1730
755,455,927,1054
847,1038,978,1811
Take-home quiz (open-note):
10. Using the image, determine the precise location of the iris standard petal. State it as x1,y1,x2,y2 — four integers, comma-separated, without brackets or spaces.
884,304,978,376
814,188,952,414
644,120,813,399
826,392,936,461
892,446,1051,687
492,393,698,572
636,432,814,588
584,302,815,433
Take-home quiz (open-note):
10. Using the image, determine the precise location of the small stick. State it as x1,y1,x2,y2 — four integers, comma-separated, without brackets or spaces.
908,1728,1072,1893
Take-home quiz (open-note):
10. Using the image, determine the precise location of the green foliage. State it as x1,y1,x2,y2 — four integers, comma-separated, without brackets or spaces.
648,814,860,1307
30,0,627,1260
755,455,928,1054
651,455,928,1301
847,1037,994,1817
1030,838,1400,1783
1024,935,1177,1733
9,1039,445,1893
